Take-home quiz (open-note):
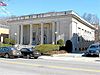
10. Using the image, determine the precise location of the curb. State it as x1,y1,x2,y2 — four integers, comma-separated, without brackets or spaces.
39,56,100,63
52,53,82,58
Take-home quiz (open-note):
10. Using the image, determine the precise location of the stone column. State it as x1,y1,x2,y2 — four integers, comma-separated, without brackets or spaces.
40,23,44,44
20,25,23,44
17,25,19,44
29,24,32,45
52,22,55,44
55,21,59,44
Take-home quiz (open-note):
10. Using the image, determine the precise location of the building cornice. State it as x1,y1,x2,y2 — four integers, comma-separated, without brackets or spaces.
5,10,96,30
70,11,96,30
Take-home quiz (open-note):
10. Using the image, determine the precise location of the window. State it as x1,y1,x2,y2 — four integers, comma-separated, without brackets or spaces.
90,45,98,48
21,48,27,51
78,37,80,42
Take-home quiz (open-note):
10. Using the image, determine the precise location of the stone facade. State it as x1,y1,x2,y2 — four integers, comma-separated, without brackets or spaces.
7,10,96,52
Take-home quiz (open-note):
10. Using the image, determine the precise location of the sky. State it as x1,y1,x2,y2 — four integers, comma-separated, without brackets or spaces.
0,0,100,19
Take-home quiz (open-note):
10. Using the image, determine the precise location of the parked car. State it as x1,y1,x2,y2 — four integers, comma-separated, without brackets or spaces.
0,47,21,58
20,48,41,59
84,43,100,57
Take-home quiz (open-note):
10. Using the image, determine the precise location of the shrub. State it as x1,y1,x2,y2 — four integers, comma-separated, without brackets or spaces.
35,44,59,55
10,39,16,45
0,44,12,47
4,38,16,45
57,39,64,46
4,38,11,44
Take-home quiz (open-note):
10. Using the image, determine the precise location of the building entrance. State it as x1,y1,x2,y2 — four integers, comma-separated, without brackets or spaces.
32,32,36,45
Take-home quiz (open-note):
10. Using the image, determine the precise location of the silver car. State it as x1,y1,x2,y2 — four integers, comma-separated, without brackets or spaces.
84,43,100,57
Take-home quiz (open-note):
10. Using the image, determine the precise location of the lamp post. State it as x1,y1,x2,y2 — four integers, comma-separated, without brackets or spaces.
55,31,58,44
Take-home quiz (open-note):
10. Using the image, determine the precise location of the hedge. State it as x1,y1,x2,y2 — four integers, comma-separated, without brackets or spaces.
35,44,59,54
0,44,12,47
57,39,64,46
4,38,16,45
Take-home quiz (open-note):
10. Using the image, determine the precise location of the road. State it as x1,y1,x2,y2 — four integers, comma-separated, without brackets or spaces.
0,57,100,75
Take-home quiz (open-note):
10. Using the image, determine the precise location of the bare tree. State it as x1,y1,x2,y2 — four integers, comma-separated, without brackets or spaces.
82,13,99,25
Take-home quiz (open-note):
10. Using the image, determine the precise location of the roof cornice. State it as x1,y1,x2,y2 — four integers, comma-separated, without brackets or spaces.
69,11,96,30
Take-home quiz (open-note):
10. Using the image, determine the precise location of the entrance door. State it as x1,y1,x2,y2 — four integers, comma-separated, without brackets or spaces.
32,32,36,45
43,27,47,44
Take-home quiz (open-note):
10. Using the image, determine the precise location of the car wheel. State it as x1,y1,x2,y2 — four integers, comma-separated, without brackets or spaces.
26,54,30,59
4,54,9,58
34,57,38,59
97,55,99,57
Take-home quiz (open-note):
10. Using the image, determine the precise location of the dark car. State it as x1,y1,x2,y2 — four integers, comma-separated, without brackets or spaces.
20,48,40,59
84,44,100,57
0,47,21,58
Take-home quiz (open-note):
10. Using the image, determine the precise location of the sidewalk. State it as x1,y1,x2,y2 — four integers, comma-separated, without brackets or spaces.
39,53,100,63
52,53,82,57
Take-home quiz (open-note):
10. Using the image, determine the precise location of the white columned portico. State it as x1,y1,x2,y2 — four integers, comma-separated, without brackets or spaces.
40,23,44,44
20,25,23,44
52,22,55,44
29,24,32,45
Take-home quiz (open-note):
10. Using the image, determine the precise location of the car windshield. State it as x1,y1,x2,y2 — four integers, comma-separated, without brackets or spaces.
28,48,33,51
90,45,98,48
